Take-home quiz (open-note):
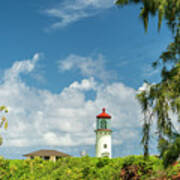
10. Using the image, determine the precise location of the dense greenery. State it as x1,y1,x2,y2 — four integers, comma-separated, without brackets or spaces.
116,0,180,166
0,156,179,180
116,0,180,31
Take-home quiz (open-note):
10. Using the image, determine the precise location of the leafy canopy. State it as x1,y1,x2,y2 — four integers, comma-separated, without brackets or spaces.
116,0,180,32
116,0,180,166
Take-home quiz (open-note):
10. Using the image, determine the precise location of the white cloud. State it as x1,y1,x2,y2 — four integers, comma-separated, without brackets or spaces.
137,82,151,94
4,53,40,82
70,78,97,90
0,53,142,152
58,54,115,81
45,0,114,29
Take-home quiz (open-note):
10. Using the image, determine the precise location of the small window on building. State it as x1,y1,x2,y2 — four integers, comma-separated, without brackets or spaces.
101,152,109,157
104,144,107,148
44,156,50,160
101,119,107,129
56,157,61,161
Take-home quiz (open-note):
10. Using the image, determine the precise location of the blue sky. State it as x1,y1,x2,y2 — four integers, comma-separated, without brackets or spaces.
0,0,173,159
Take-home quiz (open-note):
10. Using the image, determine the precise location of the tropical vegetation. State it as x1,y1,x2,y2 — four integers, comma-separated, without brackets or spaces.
0,156,179,180
116,0,180,166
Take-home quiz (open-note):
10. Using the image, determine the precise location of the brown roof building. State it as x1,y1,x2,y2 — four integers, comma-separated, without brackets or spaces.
23,149,71,161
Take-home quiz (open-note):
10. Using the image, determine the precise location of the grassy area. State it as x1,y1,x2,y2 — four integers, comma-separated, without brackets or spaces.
0,155,180,179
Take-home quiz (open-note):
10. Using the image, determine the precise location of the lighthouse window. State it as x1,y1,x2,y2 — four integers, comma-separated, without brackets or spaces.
101,119,107,129
104,144,107,148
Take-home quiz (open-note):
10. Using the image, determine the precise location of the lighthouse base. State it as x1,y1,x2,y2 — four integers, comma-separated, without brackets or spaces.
95,130,112,158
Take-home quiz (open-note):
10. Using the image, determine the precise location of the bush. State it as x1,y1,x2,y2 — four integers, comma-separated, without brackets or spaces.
0,155,178,179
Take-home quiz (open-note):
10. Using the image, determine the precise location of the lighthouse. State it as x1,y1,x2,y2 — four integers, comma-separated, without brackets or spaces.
95,108,112,158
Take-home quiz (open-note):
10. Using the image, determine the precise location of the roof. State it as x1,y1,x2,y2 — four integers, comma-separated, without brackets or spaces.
23,149,71,157
96,108,111,119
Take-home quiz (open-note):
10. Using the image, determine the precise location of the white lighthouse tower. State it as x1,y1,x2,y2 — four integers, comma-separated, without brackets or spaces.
95,108,112,158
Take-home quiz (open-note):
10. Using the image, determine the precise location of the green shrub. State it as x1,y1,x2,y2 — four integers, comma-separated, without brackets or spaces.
0,155,178,179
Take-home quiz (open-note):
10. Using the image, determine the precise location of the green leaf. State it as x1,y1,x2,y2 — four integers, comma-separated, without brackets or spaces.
0,136,3,145
4,121,8,130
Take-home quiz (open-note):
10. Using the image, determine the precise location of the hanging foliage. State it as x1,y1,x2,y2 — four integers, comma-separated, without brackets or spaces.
116,0,180,166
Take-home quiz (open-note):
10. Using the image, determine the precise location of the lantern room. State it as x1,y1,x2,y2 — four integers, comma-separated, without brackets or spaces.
96,108,111,130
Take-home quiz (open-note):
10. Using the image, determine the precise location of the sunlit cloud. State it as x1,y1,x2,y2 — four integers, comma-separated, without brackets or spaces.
45,0,115,29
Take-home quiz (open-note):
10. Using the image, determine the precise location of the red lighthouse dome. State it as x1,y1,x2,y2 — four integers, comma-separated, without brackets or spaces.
96,108,111,119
